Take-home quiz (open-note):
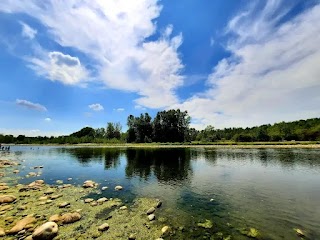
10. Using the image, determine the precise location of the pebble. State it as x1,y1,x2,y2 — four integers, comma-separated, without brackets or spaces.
147,207,156,215
101,186,108,190
148,214,155,221
84,198,94,203
115,185,123,190
58,202,70,208
161,226,169,234
120,206,127,210
98,223,109,231
156,200,162,208
97,197,108,204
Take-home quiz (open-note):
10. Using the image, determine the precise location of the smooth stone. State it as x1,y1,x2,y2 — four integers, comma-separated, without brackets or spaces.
49,214,60,223
32,222,58,240
84,198,94,203
46,200,53,204
101,186,108,190
294,228,305,237
115,185,123,190
97,197,108,204
0,185,9,191
18,205,27,210
50,194,62,200
67,178,72,181
90,202,98,207
161,226,169,234
60,212,81,224
0,227,5,237
58,202,70,208
0,195,17,204
210,198,214,202
82,180,97,188
156,200,162,208
13,170,20,174
56,180,63,184
148,214,155,221
98,223,109,231
147,207,156,215
120,206,127,210
35,180,44,185
39,196,48,201
0,205,13,211
28,172,37,177
128,233,136,240
7,215,36,234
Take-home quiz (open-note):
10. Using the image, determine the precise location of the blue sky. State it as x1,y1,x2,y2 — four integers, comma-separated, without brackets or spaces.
0,0,320,136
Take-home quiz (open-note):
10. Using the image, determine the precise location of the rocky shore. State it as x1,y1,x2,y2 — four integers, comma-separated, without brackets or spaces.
0,159,170,240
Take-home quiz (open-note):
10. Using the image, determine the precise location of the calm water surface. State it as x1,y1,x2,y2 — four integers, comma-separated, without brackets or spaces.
1,146,320,239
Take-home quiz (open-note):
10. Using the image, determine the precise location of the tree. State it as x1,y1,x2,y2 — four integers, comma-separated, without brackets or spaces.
153,109,190,142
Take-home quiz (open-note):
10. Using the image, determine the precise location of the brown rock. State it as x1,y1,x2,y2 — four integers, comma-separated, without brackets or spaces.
97,197,108,204
7,215,36,234
13,169,20,174
115,185,123,190
49,214,61,223
0,185,9,191
82,180,97,188
0,195,16,204
60,212,81,224
84,198,94,203
32,222,58,240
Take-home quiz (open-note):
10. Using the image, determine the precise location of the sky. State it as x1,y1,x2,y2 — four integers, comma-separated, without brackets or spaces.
0,0,320,136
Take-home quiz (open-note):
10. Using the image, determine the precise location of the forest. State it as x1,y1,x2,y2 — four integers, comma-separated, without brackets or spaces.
0,109,319,144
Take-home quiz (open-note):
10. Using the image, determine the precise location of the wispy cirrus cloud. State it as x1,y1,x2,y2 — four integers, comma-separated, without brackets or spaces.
89,103,104,111
19,21,37,39
16,99,47,112
0,0,184,109
175,1,320,129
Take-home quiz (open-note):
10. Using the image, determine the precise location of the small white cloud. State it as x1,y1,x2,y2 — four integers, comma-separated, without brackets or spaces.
20,21,37,39
210,37,215,47
16,99,47,112
114,108,125,112
28,51,90,86
44,117,51,122
89,103,104,111
134,105,146,111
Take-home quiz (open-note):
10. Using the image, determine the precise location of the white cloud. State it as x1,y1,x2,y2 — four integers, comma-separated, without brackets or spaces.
0,0,184,108
20,21,37,39
134,105,146,111
89,103,104,111
44,117,51,122
175,2,320,129
114,108,125,112
16,99,47,112
0,128,64,137
210,37,215,47
28,51,90,86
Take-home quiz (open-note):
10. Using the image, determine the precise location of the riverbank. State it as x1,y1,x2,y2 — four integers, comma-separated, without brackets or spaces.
9,142,320,149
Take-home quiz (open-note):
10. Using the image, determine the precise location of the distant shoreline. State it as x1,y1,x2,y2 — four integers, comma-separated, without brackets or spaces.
4,142,320,149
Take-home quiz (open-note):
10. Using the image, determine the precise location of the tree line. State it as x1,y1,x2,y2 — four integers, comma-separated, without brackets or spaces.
0,110,319,144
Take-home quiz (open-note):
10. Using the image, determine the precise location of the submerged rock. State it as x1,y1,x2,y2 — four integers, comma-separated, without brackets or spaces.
32,222,58,240
97,197,108,204
7,215,36,234
0,195,16,204
115,185,123,190
0,227,5,237
98,223,109,231
56,180,63,184
82,180,98,188
197,219,213,229
13,169,20,174
294,228,305,237
84,198,94,203
60,212,81,224
58,202,70,208
147,207,156,215
101,186,108,190
161,226,169,234
148,214,155,221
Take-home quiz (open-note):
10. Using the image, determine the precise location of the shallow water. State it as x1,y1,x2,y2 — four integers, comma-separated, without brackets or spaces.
1,146,320,239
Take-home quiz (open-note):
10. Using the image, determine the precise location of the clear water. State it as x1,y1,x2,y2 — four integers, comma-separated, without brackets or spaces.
1,146,320,239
